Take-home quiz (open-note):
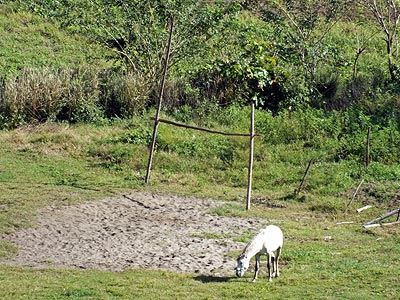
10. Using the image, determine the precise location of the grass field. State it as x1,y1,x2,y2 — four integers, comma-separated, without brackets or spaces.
1,118,400,299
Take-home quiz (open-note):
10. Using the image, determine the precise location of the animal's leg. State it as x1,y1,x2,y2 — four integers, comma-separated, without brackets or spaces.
275,246,282,277
271,255,275,276
267,252,272,282
252,254,261,283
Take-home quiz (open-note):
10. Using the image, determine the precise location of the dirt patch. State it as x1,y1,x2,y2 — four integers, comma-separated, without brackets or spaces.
3,191,270,275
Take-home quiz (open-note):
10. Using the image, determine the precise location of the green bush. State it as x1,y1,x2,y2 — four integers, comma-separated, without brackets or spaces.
105,125,152,146
366,162,400,181
157,133,234,166
369,125,400,164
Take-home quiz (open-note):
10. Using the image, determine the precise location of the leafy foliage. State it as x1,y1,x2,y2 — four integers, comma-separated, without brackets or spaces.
13,0,239,94
216,41,287,113
1,0,400,134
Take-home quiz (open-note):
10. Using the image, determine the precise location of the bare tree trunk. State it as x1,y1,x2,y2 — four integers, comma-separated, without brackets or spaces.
361,0,400,81
145,17,174,184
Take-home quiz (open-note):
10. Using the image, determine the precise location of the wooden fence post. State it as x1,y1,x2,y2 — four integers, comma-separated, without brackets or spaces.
145,17,174,184
246,102,255,210
365,126,371,171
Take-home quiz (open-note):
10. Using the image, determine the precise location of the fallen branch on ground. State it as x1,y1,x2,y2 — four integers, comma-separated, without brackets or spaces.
357,205,372,213
363,221,400,229
345,179,364,213
336,221,355,225
362,208,400,228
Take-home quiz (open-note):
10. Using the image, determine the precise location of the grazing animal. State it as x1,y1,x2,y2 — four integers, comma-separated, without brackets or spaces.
235,225,283,283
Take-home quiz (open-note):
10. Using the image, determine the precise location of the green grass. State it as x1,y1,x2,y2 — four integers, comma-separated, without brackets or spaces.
0,117,400,299
0,4,112,76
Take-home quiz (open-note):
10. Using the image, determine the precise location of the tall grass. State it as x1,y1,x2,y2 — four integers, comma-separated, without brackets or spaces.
1,68,99,125
0,67,152,128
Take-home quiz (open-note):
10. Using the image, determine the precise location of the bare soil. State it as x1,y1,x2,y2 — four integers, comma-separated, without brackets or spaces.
3,191,268,275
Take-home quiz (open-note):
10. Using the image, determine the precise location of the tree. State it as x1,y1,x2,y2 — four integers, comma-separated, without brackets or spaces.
221,0,352,109
244,0,354,109
18,0,241,101
263,0,351,80
216,41,287,113
359,0,400,81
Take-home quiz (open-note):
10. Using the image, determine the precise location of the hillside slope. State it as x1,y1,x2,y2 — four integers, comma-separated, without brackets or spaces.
0,3,113,77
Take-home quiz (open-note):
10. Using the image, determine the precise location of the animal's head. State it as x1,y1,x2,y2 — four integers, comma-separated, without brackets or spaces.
235,254,249,278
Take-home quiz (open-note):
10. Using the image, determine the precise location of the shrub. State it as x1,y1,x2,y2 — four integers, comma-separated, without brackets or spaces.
369,125,400,164
105,124,152,146
312,68,341,109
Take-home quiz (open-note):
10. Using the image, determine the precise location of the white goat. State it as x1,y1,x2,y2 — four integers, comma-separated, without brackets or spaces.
235,225,283,283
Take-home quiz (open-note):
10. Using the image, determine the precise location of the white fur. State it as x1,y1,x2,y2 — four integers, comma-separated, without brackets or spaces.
235,225,283,282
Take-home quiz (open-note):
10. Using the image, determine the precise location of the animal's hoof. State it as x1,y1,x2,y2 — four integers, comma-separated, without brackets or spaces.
251,279,257,283
268,278,272,282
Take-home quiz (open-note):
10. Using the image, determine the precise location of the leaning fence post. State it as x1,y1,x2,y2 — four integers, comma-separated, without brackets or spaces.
295,159,313,195
145,16,174,184
345,178,364,214
246,101,255,210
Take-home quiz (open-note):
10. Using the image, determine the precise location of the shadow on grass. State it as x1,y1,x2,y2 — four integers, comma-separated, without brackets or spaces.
193,275,233,283
280,192,307,203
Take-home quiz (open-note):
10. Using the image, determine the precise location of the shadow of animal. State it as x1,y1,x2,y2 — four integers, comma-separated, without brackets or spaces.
193,275,233,283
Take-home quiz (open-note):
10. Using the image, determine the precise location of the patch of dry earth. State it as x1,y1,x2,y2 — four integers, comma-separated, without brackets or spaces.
3,191,269,275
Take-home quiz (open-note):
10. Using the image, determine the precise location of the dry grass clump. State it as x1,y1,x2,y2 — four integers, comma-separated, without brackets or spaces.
0,67,151,128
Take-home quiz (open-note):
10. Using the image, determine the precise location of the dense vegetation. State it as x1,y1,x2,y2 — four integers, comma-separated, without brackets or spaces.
1,0,400,126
